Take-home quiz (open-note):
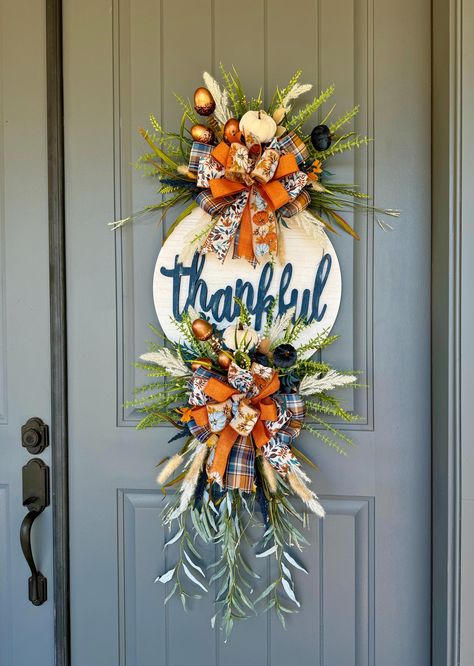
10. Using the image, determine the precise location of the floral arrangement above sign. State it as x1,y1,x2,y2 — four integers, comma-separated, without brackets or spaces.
110,66,399,261
129,303,359,638
112,67,396,637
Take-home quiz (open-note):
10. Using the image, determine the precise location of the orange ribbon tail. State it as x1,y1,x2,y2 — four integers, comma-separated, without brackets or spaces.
236,200,254,261
208,424,239,483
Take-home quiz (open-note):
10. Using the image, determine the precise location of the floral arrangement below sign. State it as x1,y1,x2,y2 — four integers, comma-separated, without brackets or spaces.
129,301,360,637
110,66,398,265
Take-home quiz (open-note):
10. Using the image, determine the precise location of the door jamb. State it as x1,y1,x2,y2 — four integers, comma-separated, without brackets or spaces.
431,0,462,664
46,1,70,664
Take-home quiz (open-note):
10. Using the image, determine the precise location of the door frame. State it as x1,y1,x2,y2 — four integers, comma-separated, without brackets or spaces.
46,1,70,664
431,0,463,663
45,0,462,664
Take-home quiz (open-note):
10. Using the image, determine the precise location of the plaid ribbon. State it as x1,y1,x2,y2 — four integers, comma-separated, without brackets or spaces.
278,131,309,166
188,142,213,174
195,189,236,216
262,393,306,475
225,436,255,492
279,190,312,217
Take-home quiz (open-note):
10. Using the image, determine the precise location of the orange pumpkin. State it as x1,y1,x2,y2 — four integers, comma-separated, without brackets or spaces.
253,211,269,225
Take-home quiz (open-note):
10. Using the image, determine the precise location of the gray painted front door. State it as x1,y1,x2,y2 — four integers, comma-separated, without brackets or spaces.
0,1,55,663
64,0,431,664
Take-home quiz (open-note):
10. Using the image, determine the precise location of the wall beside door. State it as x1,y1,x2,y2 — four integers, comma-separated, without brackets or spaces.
0,1,54,664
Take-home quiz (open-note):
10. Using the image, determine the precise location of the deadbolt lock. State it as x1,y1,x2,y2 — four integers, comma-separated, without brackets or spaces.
21,417,49,455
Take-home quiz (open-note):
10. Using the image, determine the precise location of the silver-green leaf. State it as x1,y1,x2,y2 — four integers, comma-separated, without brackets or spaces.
154,567,175,584
182,563,208,592
283,551,309,574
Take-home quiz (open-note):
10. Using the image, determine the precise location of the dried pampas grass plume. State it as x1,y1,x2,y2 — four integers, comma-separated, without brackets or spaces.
299,369,357,395
178,209,214,264
281,82,313,111
260,455,278,494
156,453,183,485
169,441,209,521
140,349,190,377
283,210,328,244
287,467,325,518
202,71,231,125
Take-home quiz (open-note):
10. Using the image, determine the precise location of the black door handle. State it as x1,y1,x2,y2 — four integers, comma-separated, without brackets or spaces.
20,459,50,606
20,509,47,605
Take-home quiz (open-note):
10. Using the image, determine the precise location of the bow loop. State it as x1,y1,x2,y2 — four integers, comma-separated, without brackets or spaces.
189,130,310,264
186,364,306,491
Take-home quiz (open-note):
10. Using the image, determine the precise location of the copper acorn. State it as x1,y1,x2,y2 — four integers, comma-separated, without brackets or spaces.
217,350,233,369
191,318,214,341
257,337,271,355
191,357,212,372
223,118,242,144
194,87,216,116
190,124,215,144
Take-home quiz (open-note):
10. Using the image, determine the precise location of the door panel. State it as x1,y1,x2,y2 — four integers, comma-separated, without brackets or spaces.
0,1,54,664
64,0,431,664
117,491,372,665
115,0,367,424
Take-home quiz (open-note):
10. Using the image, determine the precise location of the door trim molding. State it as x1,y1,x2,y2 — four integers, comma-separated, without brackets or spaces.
46,1,71,664
432,0,462,663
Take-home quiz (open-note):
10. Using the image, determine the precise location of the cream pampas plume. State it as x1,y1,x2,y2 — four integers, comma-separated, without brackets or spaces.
265,307,296,346
283,210,327,244
157,453,183,485
178,209,214,264
168,440,208,521
299,369,357,395
260,455,278,494
287,467,325,518
281,82,313,111
202,72,231,125
187,304,201,324
140,349,190,377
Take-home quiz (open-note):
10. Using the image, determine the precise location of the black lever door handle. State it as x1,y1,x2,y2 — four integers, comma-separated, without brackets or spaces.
20,509,47,605
20,459,50,606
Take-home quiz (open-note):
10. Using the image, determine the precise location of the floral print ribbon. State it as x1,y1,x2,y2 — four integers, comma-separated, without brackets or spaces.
188,131,310,264
187,363,305,490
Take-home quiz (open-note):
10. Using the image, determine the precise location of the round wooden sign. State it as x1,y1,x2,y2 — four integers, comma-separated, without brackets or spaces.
153,208,341,348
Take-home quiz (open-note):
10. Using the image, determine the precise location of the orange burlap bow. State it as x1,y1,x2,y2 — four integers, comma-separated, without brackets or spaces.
191,367,280,484
202,141,302,263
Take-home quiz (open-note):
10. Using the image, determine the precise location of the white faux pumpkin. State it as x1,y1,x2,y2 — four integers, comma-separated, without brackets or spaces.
222,324,260,351
239,110,277,144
